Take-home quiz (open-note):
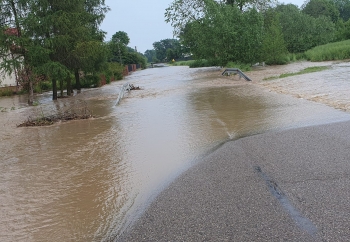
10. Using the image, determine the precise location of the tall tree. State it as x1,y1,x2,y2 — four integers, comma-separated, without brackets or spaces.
178,2,264,65
165,0,276,37
261,10,288,64
334,0,350,21
302,0,340,22
153,39,184,62
24,0,108,98
109,31,129,64
276,4,335,53
0,0,38,104
144,49,158,63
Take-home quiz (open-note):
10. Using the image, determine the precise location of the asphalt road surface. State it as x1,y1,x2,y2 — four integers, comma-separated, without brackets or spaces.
118,120,350,241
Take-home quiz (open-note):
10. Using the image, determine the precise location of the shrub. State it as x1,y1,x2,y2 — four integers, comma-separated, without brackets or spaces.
225,62,252,71
0,88,14,96
103,62,124,82
189,59,210,68
40,81,52,91
170,60,196,66
304,39,350,61
265,55,290,65
188,59,220,68
81,74,100,88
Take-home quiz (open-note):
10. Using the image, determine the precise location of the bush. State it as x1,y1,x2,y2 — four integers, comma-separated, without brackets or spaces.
0,88,14,96
104,62,124,82
225,62,252,71
265,54,290,65
40,81,52,91
188,59,220,68
304,39,350,61
81,74,100,88
33,81,52,93
189,59,209,68
170,60,196,66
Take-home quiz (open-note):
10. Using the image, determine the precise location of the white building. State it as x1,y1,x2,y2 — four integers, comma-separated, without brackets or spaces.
0,71,17,87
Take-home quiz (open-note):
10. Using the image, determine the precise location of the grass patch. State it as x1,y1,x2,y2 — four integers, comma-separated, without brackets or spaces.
264,66,329,80
188,59,220,68
305,39,350,61
170,59,222,68
170,60,197,66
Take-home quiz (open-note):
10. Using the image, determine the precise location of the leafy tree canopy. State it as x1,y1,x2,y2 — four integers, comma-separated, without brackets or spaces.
333,0,350,21
112,31,130,45
144,49,158,63
179,3,264,65
276,4,335,53
0,0,109,101
165,0,277,36
302,0,340,22
153,39,185,62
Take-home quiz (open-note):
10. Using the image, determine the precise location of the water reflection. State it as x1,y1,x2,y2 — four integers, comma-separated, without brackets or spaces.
0,66,350,241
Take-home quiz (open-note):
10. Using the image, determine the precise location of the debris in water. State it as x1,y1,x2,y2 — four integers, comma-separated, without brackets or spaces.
18,102,93,127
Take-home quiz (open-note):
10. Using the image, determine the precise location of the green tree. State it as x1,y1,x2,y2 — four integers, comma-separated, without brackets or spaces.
178,2,264,65
334,0,350,21
302,0,340,22
261,11,288,64
112,31,130,46
165,0,277,37
0,0,108,101
107,32,146,69
335,18,350,40
109,31,129,64
153,39,184,62
144,49,158,63
0,0,37,104
276,4,335,53
24,0,108,99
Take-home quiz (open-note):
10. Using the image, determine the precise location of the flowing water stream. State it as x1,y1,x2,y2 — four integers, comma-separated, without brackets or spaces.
1,64,350,241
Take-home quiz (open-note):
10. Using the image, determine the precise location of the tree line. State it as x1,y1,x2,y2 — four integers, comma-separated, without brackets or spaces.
0,0,146,104
150,0,350,66
144,39,189,63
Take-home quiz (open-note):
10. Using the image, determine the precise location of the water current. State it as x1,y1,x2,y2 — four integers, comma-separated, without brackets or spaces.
1,63,350,241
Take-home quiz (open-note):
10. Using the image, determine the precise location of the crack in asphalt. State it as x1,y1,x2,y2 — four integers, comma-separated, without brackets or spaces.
254,166,318,238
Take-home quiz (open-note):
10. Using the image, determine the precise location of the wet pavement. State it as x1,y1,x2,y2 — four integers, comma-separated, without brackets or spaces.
119,120,350,241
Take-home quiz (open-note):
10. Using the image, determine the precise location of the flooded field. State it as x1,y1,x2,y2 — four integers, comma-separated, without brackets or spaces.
1,62,350,241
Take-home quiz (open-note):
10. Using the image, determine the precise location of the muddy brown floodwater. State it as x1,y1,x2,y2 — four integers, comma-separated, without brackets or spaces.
1,62,350,241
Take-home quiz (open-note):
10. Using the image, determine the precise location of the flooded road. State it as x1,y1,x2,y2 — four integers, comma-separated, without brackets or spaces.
1,64,350,241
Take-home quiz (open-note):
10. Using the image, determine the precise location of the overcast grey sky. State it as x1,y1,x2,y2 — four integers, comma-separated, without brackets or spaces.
100,0,306,54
